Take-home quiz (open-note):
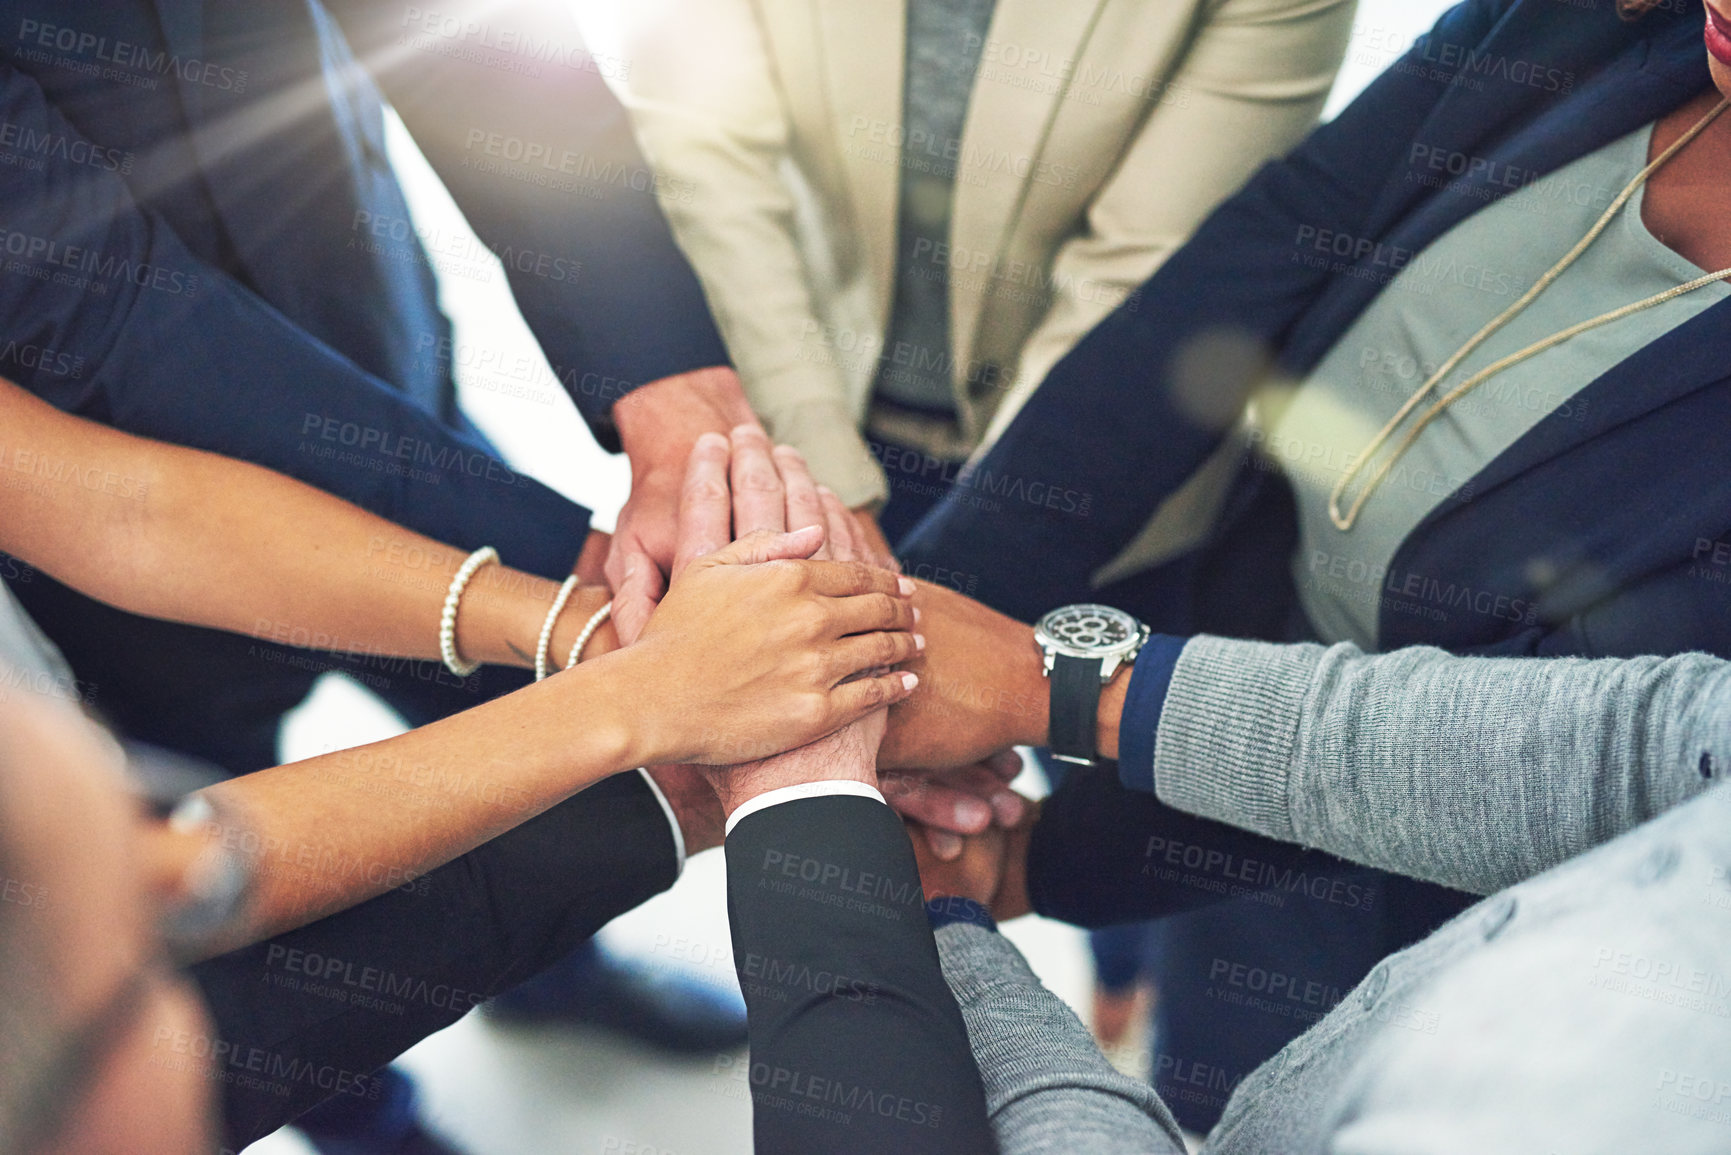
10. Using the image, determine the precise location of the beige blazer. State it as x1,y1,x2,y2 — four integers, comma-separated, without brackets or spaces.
581,0,1354,508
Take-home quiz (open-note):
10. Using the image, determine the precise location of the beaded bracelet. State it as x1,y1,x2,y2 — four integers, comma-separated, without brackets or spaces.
534,576,581,682
565,601,613,670
439,546,499,677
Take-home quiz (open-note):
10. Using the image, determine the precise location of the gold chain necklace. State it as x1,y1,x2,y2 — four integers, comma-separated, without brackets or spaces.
1328,98,1731,532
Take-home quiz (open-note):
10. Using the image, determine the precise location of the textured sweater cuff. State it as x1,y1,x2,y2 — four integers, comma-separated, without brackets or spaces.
935,922,1031,995
1152,636,1322,844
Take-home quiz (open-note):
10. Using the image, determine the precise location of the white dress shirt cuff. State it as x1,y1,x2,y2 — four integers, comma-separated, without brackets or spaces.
636,767,686,878
723,780,887,837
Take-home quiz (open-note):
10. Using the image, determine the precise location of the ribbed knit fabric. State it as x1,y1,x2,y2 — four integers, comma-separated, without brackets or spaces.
1152,638,1731,895
1153,635,1319,843
935,924,1186,1155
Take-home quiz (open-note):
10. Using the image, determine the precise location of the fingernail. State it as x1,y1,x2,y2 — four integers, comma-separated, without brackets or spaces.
913,633,926,652
900,671,919,691
955,798,990,830
695,431,728,451
912,605,922,623
898,576,917,596
992,792,1025,827
931,832,963,861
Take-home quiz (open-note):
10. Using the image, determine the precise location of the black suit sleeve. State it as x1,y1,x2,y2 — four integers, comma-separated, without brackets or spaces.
191,770,679,1150
725,795,994,1155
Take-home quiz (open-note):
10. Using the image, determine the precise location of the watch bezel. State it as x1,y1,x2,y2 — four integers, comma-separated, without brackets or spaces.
1034,603,1146,660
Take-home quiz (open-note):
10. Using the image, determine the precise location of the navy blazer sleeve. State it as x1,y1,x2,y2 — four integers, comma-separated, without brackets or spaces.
725,796,994,1155
0,62,589,580
898,0,1512,623
324,0,731,445
1024,764,1401,930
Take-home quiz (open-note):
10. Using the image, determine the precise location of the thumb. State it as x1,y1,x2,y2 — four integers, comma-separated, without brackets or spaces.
700,524,824,569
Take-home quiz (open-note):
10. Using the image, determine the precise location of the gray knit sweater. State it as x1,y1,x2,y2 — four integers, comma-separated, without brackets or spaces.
938,640,1731,1154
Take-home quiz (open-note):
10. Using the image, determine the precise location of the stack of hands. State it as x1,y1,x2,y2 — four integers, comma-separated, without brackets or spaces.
603,420,1041,918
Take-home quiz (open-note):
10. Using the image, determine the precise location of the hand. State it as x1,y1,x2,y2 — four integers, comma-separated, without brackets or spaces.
881,752,1028,852
699,428,901,820
619,520,919,768
642,763,726,856
850,506,898,572
572,528,610,584
607,367,761,644
877,580,1048,772
907,799,1038,920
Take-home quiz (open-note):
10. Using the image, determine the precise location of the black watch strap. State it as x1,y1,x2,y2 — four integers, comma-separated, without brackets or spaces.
1049,653,1103,765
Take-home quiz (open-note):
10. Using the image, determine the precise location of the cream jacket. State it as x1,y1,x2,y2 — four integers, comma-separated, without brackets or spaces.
581,0,1355,507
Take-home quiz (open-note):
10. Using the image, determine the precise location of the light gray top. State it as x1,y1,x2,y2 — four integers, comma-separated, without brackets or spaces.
1264,123,1729,648
872,0,997,416
943,641,1731,1153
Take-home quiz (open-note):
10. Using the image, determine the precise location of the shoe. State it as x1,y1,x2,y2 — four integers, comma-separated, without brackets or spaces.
485,940,748,1055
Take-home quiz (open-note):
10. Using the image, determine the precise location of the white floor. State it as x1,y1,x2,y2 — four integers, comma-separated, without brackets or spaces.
246,4,1453,1146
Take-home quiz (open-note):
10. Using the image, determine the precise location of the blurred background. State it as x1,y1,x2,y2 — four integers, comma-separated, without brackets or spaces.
246,1,1457,1151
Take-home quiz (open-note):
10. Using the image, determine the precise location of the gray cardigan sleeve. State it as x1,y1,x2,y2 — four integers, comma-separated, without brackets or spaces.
1151,639,1731,895
934,924,1186,1155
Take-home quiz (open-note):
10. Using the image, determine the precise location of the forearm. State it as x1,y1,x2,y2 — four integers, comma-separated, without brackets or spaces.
0,376,616,669
936,924,1185,1155
726,797,993,1154
194,656,642,953
614,365,758,478
1149,638,1731,895
149,446,619,667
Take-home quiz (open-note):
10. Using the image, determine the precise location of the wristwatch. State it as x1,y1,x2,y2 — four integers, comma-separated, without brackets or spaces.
1034,604,1149,766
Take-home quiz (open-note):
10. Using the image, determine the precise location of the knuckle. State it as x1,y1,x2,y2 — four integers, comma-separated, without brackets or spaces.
875,632,901,664
792,600,826,636
795,695,827,729
682,477,729,505
736,464,782,493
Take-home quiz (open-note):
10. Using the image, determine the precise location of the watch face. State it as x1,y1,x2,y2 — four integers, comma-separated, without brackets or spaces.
1036,604,1141,657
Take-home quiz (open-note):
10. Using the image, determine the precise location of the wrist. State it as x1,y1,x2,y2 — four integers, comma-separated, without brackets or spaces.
716,765,879,825
1010,629,1052,750
643,764,726,855
460,571,615,671
1097,669,1129,762
615,367,752,478
718,775,883,832
547,584,618,669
